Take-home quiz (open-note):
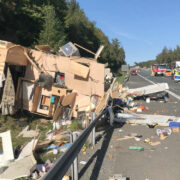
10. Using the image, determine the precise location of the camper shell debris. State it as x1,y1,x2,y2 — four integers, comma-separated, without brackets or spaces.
0,40,112,124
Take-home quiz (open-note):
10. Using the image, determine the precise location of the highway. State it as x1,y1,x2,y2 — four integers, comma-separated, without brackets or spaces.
76,72,180,180
139,68,180,97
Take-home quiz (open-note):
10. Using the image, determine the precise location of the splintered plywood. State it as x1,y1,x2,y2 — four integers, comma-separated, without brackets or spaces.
95,89,110,115
61,92,77,106
0,41,15,63
51,86,68,96
68,61,90,79
35,45,51,52
0,40,14,48
66,62,104,97
65,72,91,96
6,46,28,66
75,94,91,111
29,49,70,73
25,63,39,80
0,48,8,63
89,62,104,96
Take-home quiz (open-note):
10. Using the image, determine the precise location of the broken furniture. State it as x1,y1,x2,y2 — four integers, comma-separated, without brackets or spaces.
16,77,76,119
0,130,14,167
127,83,169,96
0,39,113,126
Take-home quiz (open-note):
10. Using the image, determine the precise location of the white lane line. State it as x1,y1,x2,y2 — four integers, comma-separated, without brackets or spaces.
138,73,180,101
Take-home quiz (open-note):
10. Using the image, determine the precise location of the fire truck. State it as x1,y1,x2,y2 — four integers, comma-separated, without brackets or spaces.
151,64,167,76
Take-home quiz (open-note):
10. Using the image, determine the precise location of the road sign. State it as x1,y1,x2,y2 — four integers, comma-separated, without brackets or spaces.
121,65,129,72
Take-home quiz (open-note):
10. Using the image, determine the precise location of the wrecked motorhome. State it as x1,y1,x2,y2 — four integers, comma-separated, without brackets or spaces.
0,40,112,124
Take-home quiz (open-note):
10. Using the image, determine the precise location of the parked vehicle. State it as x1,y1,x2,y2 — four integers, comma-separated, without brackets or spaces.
171,61,180,71
131,69,137,75
151,64,167,76
164,69,172,76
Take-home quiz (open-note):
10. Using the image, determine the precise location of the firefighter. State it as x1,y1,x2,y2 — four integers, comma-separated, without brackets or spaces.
174,68,179,75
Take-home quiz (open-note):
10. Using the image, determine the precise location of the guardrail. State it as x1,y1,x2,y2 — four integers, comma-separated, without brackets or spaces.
42,108,107,180
122,72,130,86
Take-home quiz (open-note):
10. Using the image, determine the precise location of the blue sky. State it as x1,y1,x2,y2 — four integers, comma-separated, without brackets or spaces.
77,0,180,65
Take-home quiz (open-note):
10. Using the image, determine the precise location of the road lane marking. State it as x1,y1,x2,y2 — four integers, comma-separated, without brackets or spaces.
138,73,180,101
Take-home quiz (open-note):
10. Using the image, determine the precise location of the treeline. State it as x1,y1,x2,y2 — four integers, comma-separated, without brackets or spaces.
135,46,180,68
0,0,126,73
134,60,156,68
156,46,180,67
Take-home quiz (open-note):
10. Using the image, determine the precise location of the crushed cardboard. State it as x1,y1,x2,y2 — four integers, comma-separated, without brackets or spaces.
0,155,36,180
18,139,38,160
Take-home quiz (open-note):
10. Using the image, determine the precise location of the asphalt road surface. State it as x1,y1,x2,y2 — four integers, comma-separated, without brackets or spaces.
139,68,180,97
73,71,180,180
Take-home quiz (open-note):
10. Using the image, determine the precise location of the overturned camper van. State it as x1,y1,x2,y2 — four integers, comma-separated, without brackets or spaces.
0,40,112,124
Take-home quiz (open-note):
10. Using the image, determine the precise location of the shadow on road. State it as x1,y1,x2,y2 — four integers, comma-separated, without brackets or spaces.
79,123,125,180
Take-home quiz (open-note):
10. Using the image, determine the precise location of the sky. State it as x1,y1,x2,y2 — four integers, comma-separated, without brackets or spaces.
76,0,180,65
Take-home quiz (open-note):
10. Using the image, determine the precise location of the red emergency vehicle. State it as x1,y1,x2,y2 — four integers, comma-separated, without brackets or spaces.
151,64,167,76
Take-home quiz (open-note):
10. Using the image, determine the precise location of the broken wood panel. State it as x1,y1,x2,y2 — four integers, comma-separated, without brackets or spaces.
41,96,51,106
95,89,109,115
62,92,77,107
128,83,169,96
68,61,90,79
51,86,69,96
31,85,42,112
6,46,28,66
53,96,65,121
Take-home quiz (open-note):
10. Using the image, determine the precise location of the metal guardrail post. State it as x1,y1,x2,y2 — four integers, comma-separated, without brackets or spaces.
42,109,106,180
108,106,114,126
91,111,96,147
71,132,78,180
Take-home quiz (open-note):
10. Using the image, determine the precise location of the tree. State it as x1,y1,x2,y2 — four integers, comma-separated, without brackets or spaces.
0,0,43,46
38,5,66,51
108,38,126,73
64,0,100,56
0,0,127,73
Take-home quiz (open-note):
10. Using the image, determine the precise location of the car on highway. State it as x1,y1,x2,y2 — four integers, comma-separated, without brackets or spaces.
164,69,172,76
130,69,137,75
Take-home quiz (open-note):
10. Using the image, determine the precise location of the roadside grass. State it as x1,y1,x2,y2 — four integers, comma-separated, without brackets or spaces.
0,112,84,164
35,148,63,163
116,71,127,83
70,119,83,132
0,111,54,163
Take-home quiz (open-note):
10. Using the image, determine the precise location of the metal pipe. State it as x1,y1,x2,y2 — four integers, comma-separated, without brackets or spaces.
91,112,96,147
